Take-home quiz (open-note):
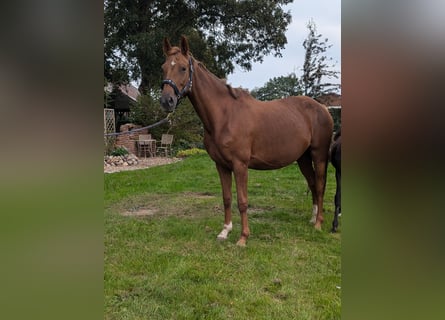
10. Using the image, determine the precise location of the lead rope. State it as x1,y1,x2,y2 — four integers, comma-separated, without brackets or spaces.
104,112,174,137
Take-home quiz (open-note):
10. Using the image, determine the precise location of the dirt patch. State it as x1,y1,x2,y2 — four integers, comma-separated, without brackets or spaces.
117,192,218,219
121,208,159,217
182,192,216,199
248,208,267,214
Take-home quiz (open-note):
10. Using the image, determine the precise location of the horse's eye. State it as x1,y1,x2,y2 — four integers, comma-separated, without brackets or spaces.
181,67,187,72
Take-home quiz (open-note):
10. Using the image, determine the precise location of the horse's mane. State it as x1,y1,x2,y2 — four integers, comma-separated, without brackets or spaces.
197,61,251,100
226,83,251,100
167,47,252,99
167,47,251,100
166,47,181,55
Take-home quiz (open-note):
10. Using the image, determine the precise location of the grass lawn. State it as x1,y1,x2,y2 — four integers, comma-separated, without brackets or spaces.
104,154,341,319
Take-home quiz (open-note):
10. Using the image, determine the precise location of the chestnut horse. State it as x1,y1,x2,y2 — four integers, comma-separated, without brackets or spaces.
160,36,333,246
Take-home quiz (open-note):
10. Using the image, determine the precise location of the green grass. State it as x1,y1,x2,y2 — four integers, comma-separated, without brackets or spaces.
105,154,341,319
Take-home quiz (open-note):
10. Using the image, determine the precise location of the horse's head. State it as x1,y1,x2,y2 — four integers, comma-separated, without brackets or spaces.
160,36,194,113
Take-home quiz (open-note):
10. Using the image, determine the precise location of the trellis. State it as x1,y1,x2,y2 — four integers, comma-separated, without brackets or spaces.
104,108,116,154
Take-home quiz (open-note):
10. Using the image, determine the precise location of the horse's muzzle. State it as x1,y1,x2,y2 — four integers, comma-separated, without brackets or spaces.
160,94,177,113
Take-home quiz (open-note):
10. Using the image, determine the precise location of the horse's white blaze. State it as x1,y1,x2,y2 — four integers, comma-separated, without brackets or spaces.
171,60,176,66
217,222,232,240
310,204,318,224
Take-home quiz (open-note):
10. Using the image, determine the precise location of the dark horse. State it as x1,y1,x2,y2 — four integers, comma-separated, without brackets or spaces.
330,129,341,232
160,36,333,246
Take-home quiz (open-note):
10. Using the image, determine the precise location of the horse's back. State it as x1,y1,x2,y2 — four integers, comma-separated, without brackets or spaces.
279,96,334,148
241,95,333,169
284,96,333,127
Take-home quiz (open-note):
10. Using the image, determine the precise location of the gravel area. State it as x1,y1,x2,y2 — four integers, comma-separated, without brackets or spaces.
104,157,182,174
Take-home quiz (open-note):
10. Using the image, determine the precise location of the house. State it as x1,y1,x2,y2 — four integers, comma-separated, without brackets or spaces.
104,83,140,129
315,93,342,132
315,92,341,108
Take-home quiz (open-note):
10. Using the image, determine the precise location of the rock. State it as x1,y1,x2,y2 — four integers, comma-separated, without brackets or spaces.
104,152,141,168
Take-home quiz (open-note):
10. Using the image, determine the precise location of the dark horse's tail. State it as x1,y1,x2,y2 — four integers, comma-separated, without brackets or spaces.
330,129,341,232
333,128,341,142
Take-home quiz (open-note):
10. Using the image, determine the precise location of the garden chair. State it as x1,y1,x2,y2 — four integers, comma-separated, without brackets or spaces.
137,134,152,157
157,134,174,157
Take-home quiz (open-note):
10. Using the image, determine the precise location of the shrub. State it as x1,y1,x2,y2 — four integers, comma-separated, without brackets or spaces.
176,148,207,158
328,107,341,133
111,147,129,156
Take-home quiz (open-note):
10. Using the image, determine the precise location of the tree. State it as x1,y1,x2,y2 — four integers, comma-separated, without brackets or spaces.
251,73,302,101
250,20,340,102
104,0,293,93
301,19,340,98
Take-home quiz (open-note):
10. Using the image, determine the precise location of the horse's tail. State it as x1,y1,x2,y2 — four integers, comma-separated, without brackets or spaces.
333,127,341,141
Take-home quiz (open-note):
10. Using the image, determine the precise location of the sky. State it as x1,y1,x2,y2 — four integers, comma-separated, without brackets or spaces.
227,0,341,90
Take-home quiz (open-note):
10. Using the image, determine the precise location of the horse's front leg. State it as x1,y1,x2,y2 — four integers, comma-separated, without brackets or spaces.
233,162,249,246
216,164,233,240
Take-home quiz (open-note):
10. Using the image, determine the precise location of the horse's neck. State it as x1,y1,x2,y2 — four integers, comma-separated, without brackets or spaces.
188,64,229,134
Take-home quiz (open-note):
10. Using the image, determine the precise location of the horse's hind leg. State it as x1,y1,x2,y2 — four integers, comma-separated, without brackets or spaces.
297,150,317,224
216,164,233,240
312,151,329,230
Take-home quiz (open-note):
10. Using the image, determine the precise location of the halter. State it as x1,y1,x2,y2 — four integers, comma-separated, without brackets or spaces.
161,57,194,106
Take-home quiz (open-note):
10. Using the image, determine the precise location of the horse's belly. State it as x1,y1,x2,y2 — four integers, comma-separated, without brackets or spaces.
248,152,301,170
249,136,310,170
248,158,291,170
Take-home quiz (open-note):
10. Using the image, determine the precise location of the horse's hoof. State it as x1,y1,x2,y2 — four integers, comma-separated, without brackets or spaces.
314,222,322,230
236,239,247,247
216,235,227,241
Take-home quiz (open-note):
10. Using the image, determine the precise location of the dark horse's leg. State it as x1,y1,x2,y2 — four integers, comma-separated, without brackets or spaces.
233,161,249,246
330,134,341,233
216,164,233,240
331,168,341,232
297,150,318,224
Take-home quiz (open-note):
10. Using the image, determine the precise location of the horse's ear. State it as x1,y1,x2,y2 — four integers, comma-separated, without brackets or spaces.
180,35,189,55
163,37,172,56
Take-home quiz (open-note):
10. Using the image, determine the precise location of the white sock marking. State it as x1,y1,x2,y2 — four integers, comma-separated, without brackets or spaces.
217,222,232,240
310,204,318,224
